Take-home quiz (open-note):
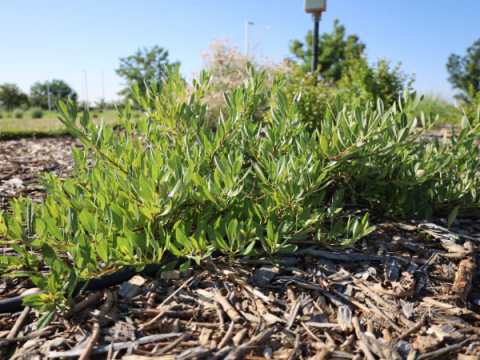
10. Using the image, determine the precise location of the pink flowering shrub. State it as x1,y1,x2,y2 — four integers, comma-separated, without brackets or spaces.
190,36,289,126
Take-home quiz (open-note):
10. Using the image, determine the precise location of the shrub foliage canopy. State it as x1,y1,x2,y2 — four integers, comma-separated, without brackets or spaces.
1,64,480,327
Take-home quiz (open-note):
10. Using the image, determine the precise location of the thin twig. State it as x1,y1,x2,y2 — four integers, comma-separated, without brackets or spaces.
218,321,235,349
155,332,192,355
78,290,113,360
8,306,31,339
63,292,103,320
139,277,195,331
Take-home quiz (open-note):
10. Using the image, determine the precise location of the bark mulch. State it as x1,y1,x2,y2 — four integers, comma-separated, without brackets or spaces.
0,136,479,360
0,137,85,211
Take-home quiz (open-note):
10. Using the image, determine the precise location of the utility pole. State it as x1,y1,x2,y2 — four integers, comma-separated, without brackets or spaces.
83,70,89,111
245,21,253,54
101,71,106,113
311,12,320,74
303,1,327,75
46,81,52,113
82,82,85,110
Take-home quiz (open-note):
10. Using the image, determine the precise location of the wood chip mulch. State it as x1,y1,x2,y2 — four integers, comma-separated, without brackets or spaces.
0,136,86,210
0,137,480,360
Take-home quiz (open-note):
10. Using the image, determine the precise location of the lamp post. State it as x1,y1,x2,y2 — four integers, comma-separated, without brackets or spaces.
46,81,52,113
245,21,253,54
311,13,320,74
81,82,85,110
303,0,327,74
102,70,105,113
83,70,89,111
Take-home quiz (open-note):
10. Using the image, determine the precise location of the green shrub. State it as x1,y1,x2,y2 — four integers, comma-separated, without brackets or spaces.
2,64,480,328
462,85,480,124
13,111,23,119
266,63,337,132
412,93,460,125
30,107,43,119
337,57,413,108
0,113,3,119
268,59,413,132
92,112,98,118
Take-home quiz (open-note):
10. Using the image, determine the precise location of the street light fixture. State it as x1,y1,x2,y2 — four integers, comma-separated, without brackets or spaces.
102,70,106,113
46,81,52,113
83,70,89,111
81,82,85,109
245,21,254,54
304,0,327,74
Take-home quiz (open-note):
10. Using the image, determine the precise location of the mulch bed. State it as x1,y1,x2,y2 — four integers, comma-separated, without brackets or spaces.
0,137,85,210
0,136,479,360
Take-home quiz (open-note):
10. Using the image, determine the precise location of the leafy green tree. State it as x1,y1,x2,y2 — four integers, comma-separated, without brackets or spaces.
30,80,78,110
115,45,179,96
338,58,414,107
289,19,365,82
0,83,28,112
446,38,480,101
464,86,480,123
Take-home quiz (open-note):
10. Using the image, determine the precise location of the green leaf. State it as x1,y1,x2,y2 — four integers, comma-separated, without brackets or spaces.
267,221,274,243
66,267,77,298
22,293,47,308
96,237,109,263
0,256,21,265
447,206,459,230
253,164,267,183
37,308,56,330
25,202,36,236
44,215,63,242
179,258,191,272
269,257,280,268
48,267,60,294
139,174,155,202
214,157,226,175
155,260,178,279
30,273,48,291
41,244,56,265
79,211,96,235
277,244,297,254
240,239,256,256
175,226,191,249
82,109,92,128
75,235,91,272
224,172,234,190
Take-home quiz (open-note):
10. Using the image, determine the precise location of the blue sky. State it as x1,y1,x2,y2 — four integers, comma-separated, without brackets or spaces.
1,0,479,104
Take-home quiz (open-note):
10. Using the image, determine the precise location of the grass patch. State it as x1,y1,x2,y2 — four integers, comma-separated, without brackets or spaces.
412,93,461,125
0,112,121,140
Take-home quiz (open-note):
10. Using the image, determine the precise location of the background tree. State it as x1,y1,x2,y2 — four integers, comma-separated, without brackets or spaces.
30,80,77,110
289,19,365,82
115,45,179,96
0,83,28,112
338,58,414,107
446,38,480,101
94,99,107,112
